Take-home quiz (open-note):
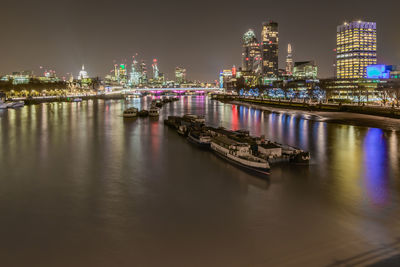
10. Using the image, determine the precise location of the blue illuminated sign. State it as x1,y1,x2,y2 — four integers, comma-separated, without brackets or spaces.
366,65,391,79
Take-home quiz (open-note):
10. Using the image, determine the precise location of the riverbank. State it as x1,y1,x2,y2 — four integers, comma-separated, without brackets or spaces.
221,99,400,131
213,95,400,120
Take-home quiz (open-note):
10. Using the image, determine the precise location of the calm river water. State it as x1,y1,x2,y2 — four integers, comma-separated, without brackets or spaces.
0,96,399,266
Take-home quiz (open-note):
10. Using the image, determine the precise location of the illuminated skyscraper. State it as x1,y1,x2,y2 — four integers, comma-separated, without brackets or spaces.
114,64,118,80
336,21,377,79
129,57,141,86
140,60,147,84
116,64,128,84
285,44,294,75
261,21,279,77
242,29,261,74
119,64,126,76
152,59,159,80
175,67,186,84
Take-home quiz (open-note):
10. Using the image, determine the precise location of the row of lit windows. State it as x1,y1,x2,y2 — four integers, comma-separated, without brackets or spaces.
337,44,376,47
337,49,376,53
337,34,375,37
337,61,374,63
337,40,376,44
338,69,368,72
338,31,375,35
337,41,376,45
337,58,376,61
337,34,376,39
337,59,376,62
338,42,376,45
338,38,376,40
337,66,371,68
337,46,376,49
337,45,376,48
337,50,376,54
337,39,376,42
337,53,376,57
337,33,376,37
337,62,373,64
337,29,375,35
338,70,370,73
337,67,374,70
337,76,367,79
337,63,376,66
337,35,376,39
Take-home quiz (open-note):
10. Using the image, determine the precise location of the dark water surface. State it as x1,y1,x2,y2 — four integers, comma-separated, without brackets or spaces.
1,96,400,266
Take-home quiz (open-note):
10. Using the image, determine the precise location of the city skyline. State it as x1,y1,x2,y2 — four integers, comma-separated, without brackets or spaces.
1,0,399,81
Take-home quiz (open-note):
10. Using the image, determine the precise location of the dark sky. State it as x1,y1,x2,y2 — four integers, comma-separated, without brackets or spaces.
1,0,399,81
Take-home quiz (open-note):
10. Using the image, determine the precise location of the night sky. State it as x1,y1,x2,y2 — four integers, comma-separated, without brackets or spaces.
1,0,399,81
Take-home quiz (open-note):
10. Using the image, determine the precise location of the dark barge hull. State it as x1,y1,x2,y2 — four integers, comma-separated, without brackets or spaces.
187,134,211,149
211,148,271,177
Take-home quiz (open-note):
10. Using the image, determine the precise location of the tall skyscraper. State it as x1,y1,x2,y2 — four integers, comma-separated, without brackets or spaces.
336,21,377,79
152,59,159,80
129,57,141,86
175,67,186,84
285,44,294,75
116,64,127,84
140,60,147,84
242,29,261,74
261,21,279,77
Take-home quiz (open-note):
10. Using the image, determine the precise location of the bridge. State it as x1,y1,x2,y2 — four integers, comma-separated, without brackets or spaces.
107,87,223,93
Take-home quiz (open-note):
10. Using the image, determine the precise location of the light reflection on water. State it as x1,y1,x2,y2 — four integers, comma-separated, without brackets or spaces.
0,96,400,266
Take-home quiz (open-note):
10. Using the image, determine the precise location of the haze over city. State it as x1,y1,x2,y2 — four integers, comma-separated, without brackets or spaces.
1,0,399,81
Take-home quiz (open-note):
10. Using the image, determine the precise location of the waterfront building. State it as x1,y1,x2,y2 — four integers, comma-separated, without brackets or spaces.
293,61,318,80
261,21,279,77
175,67,186,84
336,21,377,79
78,65,88,80
320,78,383,102
1,71,33,85
220,69,236,92
242,29,262,74
286,44,294,75
238,70,259,88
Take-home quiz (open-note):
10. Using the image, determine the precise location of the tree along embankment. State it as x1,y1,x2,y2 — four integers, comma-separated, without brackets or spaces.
215,95,400,119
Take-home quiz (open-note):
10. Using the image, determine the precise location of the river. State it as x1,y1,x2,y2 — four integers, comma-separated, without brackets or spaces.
0,96,399,266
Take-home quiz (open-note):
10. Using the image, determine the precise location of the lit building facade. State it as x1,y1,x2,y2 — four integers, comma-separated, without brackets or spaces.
336,21,377,79
261,21,279,77
293,61,318,80
242,29,261,74
321,78,383,102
